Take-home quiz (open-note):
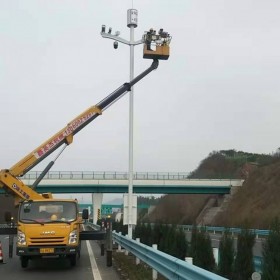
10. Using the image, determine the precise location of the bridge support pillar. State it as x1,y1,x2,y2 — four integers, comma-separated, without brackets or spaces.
92,193,103,224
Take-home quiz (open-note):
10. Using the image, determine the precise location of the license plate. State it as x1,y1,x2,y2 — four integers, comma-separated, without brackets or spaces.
40,248,54,254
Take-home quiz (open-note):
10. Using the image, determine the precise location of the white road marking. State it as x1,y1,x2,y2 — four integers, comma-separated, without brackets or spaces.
86,240,102,280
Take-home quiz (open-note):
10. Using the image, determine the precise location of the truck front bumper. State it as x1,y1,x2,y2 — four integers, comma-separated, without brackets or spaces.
17,245,79,256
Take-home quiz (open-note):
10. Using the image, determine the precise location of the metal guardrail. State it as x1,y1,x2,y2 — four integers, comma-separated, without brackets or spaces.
0,223,266,274
113,231,227,280
86,223,101,231
182,225,270,237
21,171,237,181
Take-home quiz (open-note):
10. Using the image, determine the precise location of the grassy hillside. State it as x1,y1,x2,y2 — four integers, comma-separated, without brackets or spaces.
188,149,278,179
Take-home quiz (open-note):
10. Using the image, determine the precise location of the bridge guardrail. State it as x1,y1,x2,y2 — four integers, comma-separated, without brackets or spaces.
112,231,227,280
21,171,240,181
22,171,190,180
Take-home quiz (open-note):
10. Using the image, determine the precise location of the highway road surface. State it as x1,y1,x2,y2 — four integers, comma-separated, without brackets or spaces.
0,235,120,280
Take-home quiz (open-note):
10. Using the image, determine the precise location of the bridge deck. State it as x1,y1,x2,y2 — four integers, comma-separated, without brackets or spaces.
10,171,244,194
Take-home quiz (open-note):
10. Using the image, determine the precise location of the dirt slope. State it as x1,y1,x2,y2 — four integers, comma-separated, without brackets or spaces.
213,161,280,229
147,151,280,229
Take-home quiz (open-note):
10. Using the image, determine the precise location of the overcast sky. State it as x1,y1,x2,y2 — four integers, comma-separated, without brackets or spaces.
1,1,279,201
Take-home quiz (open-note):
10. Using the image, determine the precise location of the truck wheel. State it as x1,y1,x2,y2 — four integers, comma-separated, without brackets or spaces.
21,256,29,268
69,254,76,266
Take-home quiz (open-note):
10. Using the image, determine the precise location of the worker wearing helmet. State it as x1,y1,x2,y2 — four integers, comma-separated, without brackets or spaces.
146,28,153,51
50,214,58,220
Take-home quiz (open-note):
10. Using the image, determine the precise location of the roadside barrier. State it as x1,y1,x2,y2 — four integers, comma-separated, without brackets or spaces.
113,231,228,280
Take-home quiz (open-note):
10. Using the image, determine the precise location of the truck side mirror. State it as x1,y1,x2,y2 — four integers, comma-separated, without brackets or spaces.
82,209,89,220
4,211,12,223
23,203,31,213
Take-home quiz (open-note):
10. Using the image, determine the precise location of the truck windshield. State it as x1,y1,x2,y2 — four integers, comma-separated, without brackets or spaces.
19,201,77,223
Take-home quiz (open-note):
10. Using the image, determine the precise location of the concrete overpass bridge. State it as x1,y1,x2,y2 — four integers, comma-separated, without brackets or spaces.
2,171,243,223
18,171,243,195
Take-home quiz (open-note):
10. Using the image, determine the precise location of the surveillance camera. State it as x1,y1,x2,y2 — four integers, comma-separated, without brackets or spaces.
113,41,118,49
101,25,106,33
108,27,112,34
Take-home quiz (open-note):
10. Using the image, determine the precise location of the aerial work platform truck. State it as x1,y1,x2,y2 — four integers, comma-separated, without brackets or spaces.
0,29,171,268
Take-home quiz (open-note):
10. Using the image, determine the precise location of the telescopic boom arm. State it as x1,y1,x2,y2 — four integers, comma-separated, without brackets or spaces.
0,60,159,200
10,59,158,177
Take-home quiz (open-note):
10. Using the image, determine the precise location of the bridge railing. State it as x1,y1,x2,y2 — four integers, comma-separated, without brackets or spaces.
21,171,239,181
112,231,227,280
21,171,190,180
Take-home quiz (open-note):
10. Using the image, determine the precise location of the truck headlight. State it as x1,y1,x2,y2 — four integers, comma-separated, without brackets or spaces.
17,230,26,246
69,230,78,244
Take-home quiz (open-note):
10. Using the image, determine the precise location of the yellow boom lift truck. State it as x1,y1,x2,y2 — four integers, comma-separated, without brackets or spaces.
0,29,171,268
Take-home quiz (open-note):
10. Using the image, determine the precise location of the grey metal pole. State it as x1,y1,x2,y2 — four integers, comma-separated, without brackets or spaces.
106,217,112,267
101,9,142,239
128,14,135,239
